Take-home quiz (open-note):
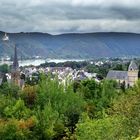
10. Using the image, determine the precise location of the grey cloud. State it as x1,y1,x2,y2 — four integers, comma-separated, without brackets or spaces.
0,0,140,34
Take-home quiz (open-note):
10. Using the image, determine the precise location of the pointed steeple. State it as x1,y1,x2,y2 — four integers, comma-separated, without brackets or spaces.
12,45,19,70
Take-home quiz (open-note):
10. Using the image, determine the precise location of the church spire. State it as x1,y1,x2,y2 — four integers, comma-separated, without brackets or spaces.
12,45,19,70
11,45,20,86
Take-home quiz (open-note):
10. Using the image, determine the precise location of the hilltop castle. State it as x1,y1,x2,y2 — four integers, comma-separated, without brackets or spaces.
107,61,139,87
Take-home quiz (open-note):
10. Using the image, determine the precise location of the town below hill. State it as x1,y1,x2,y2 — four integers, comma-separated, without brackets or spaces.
1,57,140,139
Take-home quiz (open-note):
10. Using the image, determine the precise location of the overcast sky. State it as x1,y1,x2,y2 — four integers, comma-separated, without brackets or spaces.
0,0,140,34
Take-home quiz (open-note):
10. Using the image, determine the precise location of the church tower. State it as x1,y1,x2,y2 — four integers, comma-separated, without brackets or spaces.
11,45,20,85
127,61,138,87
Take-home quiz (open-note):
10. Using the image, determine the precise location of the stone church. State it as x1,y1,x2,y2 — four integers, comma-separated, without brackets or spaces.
106,61,139,87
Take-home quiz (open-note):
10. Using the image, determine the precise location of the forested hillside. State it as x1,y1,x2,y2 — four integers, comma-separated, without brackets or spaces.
1,32,140,58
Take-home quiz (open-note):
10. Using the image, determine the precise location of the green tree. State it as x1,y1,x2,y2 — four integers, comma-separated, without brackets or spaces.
76,113,126,140
0,64,9,73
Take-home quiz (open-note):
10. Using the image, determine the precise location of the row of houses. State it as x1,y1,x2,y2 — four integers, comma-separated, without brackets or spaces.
0,65,99,87
22,66,100,85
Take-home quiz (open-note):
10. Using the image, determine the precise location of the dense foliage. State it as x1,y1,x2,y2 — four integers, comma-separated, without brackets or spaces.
1,73,140,139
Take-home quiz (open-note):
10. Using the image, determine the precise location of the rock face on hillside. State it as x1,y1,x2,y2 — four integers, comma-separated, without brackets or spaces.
0,31,140,59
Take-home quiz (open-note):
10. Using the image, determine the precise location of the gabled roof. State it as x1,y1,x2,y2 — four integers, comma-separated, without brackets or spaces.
128,61,138,71
106,70,128,80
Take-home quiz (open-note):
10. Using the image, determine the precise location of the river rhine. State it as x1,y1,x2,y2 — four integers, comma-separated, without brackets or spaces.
0,59,86,67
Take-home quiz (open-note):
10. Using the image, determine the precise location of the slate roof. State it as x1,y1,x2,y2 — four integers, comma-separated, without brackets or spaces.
0,78,2,85
0,72,3,85
128,61,138,71
106,70,128,80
